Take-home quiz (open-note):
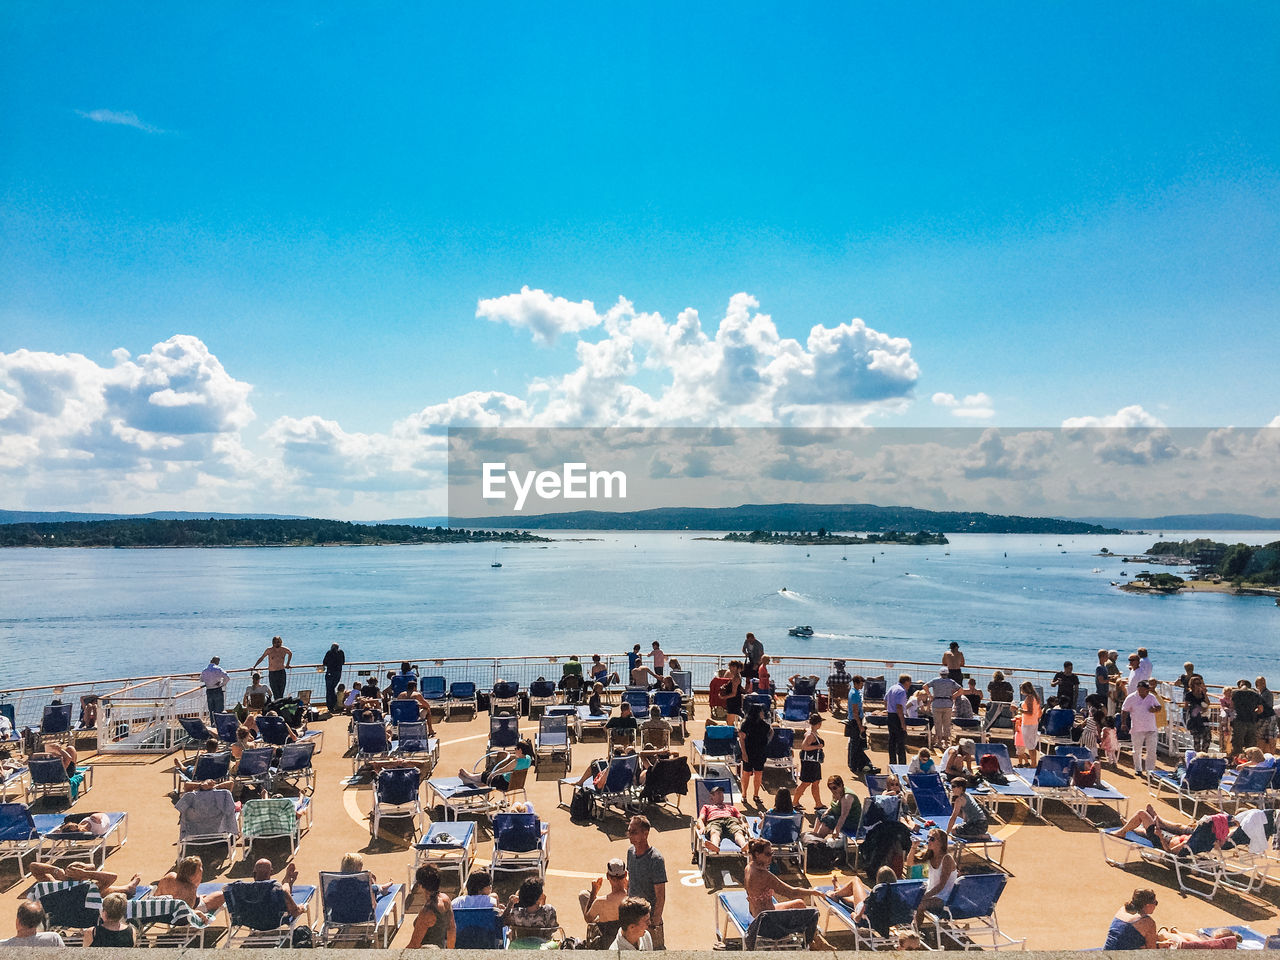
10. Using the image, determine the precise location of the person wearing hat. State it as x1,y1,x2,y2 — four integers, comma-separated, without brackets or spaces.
580,858,629,949
925,668,962,748
1121,678,1161,774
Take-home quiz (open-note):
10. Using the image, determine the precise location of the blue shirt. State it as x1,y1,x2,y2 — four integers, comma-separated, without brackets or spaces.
886,683,910,716
847,687,864,721
627,651,641,672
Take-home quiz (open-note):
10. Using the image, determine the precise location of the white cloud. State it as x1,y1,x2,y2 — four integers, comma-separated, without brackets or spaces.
1061,405,1179,465
75,108,164,134
477,286,602,345
933,391,995,419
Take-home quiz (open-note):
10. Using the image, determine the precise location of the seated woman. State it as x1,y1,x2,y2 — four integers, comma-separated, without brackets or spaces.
939,739,975,780
229,724,254,762
1236,746,1275,769
501,877,559,940
909,829,957,926
457,740,534,791
812,775,860,839
945,777,989,839
1116,805,1237,855
827,866,902,930
586,684,608,717
743,839,828,917
84,891,136,947
589,655,619,687
883,773,904,797
337,851,396,912
1103,888,1159,950
907,748,936,775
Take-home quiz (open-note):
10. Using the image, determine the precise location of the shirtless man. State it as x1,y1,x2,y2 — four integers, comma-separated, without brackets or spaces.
253,636,293,701
942,642,965,685
156,855,224,919
579,858,629,948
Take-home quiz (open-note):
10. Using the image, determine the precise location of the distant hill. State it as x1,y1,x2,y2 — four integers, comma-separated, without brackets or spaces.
0,509,308,525
1069,513,1280,531
443,503,1121,534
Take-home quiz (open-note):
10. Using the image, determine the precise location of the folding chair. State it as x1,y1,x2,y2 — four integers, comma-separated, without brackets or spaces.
907,773,1005,866
1030,755,1077,818
717,890,817,950
412,820,477,888
372,767,423,837
1053,745,1129,820
27,756,92,804
765,728,796,784
37,703,73,748
1220,764,1274,813
271,741,316,794
623,690,650,716
756,811,806,872
1040,708,1077,750
489,715,521,752
778,696,813,734
447,681,478,719
1148,755,1227,817
589,753,642,819
389,699,421,729
240,798,304,860
791,677,818,699
393,722,437,771
821,878,927,950
212,712,240,745
30,879,105,939
317,870,405,947
419,676,448,709
744,692,774,722
639,755,691,814
454,906,509,949
172,750,231,793
353,722,393,775
176,787,239,860
692,724,741,777
0,802,41,876
970,742,1039,820
535,715,572,769
0,764,27,805
491,681,522,716
390,674,416,697
528,680,557,717
923,871,1025,950
177,715,218,761
653,691,686,741
222,878,314,948
233,746,274,792
490,811,548,880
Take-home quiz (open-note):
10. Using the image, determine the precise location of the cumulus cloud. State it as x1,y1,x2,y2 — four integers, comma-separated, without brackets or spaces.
933,392,995,419
1062,405,1179,464
477,286,602,345
75,108,164,133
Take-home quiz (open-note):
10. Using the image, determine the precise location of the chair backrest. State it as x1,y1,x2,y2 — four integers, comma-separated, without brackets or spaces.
704,724,736,755
493,812,541,851
864,880,926,936
397,722,429,752
0,803,37,841
0,703,15,728
538,715,568,744
602,755,640,793
670,670,693,697
747,906,819,950
653,691,681,718
759,812,803,845
695,776,736,810
277,741,315,772
766,728,794,759
237,746,275,778
246,690,269,712
906,773,951,819
529,680,556,699
28,756,69,786
973,742,1014,774
193,751,232,781
782,696,811,722
242,798,296,838
179,715,214,742
1032,756,1075,788
1186,756,1228,791
864,774,887,797
178,788,238,838
450,681,477,698
1229,765,1274,794
861,794,901,831
1055,744,1095,763
864,678,887,701
744,692,772,716
1044,708,1075,737
255,715,290,746
490,716,520,748
356,722,390,753
389,700,421,725
224,879,288,931
36,880,100,929
321,871,375,924
377,766,421,804
493,681,520,700
454,907,505,949
944,872,1007,920
391,674,416,696
420,676,447,699
792,677,817,698
623,691,650,715
40,702,72,735
213,712,239,743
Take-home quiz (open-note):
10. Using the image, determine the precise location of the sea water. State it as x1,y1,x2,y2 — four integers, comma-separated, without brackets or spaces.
1,531,1276,688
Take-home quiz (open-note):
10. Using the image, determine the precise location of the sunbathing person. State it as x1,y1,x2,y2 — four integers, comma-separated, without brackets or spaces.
571,746,636,789
827,865,899,921
29,860,139,898
940,739,976,780
743,838,828,916
811,775,860,839
587,683,607,716
457,740,534,791
1160,926,1245,947
39,742,78,775
1103,888,1159,950
589,655,619,687
46,812,112,835
910,829,958,926
336,852,395,913
694,784,750,855
945,777,989,839
1116,805,1238,854
156,855,223,919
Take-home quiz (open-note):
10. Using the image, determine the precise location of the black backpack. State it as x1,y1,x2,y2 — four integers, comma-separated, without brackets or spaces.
569,787,593,822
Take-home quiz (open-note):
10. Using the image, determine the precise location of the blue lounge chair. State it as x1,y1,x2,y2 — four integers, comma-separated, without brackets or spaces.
372,767,422,837
0,803,40,876
491,681,521,716
389,699,421,728
765,728,796,783
1040,708,1077,749
1221,764,1274,812
353,722,393,775
690,777,745,873
0,764,27,805
271,741,316,794
692,724,740,777
233,746,274,791
743,692,774,722
716,890,818,950
528,679,557,716
1053,745,1129,820
822,878,927,950
176,715,218,761
588,753,641,819
1148,756,1227,817
791,677,818,699
28,756,92,804
488,715,520,751
212,712,239,745
623,690,650,716
33,810,128,868
318,870,405,947
37,703,73,748
1100,821,1265,900
419,676,447,706
1030,755,1077,817
172,750,232,793
412,820,477,888
425,777,494,821
756,811,806,872
971,742,1039,819
390,673,417,697
535,715,572,769
176,787,239,859
392,722,437,769
779,695,813,734
490,811,548,880
923,871,1025,950
454,906,508,949
447,682,478,719
223,878,315,948
907,773,1005,866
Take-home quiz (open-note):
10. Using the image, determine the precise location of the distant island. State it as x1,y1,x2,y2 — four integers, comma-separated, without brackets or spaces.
1117,537,1280,598
0,518,550,548
1069,513,1280,531
442,503,1122,534
703,529,948,546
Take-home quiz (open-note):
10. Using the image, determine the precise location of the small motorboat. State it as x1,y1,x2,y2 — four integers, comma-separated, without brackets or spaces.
491,561,502,568
788,625,814,637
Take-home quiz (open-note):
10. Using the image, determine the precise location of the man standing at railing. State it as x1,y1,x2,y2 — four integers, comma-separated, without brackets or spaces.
322,643,345,713
200,656,230,719
253,636,293,701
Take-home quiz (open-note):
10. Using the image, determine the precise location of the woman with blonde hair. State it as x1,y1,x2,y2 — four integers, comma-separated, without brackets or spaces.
1016,681,1041,766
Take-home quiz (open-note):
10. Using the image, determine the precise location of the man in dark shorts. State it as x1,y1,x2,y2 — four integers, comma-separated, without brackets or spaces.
742,633,763,681
253,636,292,701
942,642,965,685
1051,662,1080,712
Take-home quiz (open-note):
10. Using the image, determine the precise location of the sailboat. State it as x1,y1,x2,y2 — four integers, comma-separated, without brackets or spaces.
491,547,502,568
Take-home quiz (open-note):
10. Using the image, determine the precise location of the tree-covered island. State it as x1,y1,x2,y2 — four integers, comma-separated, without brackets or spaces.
704,529,948,546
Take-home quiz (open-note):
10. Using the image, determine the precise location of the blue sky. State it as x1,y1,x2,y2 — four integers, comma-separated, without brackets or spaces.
1,3,1278,517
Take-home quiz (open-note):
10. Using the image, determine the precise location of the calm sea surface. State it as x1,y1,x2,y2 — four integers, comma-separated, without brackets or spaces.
1,531,1277,688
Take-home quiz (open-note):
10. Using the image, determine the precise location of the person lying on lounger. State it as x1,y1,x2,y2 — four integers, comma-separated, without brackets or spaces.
29,860,139,898
456,740,534,791
1117,805,1238,855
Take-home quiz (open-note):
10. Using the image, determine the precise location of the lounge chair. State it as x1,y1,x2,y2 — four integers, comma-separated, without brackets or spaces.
970,742,1039,820
411,820,477,888
353,722,393,776
212,712,240,745
716,890,818,950
587,753,641,820
0,704,20,752
778,695,813,734
390,673,416,697
1030,755,1078,818
172,750,231,793
391,721,437,772
535,715,572,769
528,679,558,717
27,756,92,805
490,811,548,880
623,690,650,716
744,692,774,723
488,715,521,752
447,682,478,719
371,767,423,838
755,811,806,872
1220,764,1274,813
454,906,509,948
1040,708,1077,751
1100,818,1266,900
491,681,522,716
765,728,796,784
906,773,1005,866
388,699,421,729
690,776,747,874
240,797,307,860
256,714,324,754
271,741,317,794
37,703,73,749
317,870,405,947
574,704,611,741
33,810,128,869
1,764,28,805
1053,745,1129,821
176,787,239,860
922,871,1025,950
222,878,316,948
0,802,41,875
176,715,219,761
27,879,150,939
821,878,928,951
419,676,448,710
1148,756,1227,817
639,755,691,814
791,677,818,700
692,724,741,778
233,746,275,792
